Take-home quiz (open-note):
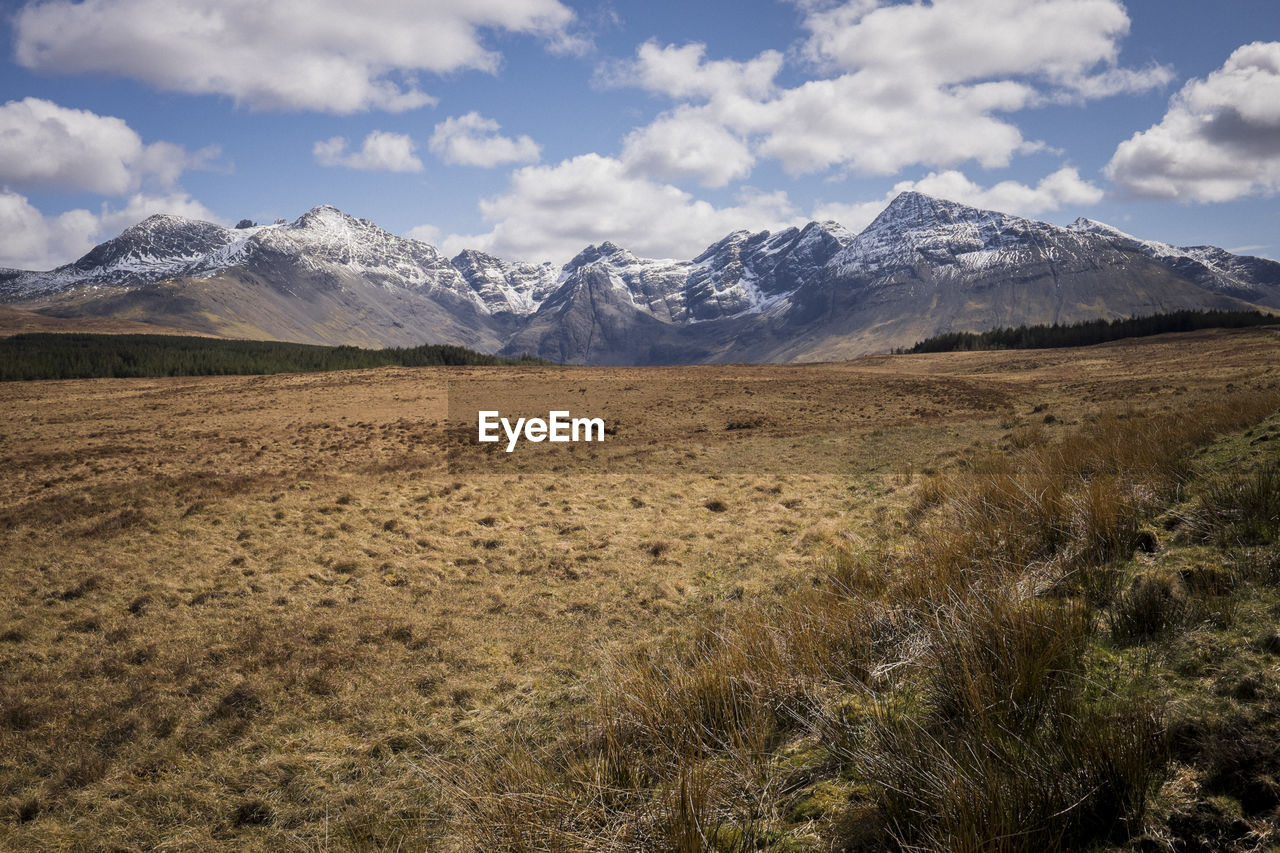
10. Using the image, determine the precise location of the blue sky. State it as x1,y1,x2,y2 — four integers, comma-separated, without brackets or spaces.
0,0,1278,270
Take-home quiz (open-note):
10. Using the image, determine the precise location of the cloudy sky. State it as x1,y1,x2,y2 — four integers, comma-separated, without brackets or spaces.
1,0,1278,270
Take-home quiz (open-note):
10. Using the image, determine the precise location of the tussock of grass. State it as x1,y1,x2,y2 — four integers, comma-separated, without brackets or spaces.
1110,573,1187,642
1185,460,1280,547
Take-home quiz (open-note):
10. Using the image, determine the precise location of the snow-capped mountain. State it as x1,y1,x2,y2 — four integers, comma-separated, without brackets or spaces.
832,192,1105,277
1,206,556,319
1,195,1272,363
6,214,244,294
740,191,1265,361
190,206,466,295
542,220,856,326
449,249,560,316
1068,217,1280,308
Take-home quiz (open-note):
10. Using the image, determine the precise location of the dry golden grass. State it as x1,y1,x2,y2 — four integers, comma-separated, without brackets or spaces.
0,327,1278,850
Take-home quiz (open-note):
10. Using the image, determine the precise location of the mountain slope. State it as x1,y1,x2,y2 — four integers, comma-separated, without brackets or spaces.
5,207,543,349
1069,217,1280,308
1,195,1272,363
763,193,1260,362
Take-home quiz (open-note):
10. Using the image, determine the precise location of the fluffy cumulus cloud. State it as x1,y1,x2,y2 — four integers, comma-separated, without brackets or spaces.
428,113,541,167
800,0,1169,96
436,153,802,262
13,0,580,113
620,107,754,188
0,191,99,270
0,97,210,195
0,97,222,268
1107,42,1280,201
607,0,1170,181
813,167,1104,232
601,40,784,102
0,190,220,270
314,131,423,172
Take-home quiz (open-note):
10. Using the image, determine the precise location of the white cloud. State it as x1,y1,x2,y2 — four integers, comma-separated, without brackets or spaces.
800,0,1161,95
748,74,1038,176
0,189,220,270
600,40,783,101
1107,42,1280,201
14,0,579,114
905,167,1104,214
428,113,541,167
405,224,443,246
0,97,209,194
314,131,423,172
439,153,803,263
620,107,754,187
604,0,1169,178
813,167,1104,231
0,191,99,270
1061,65,1177,102
0,98,221,268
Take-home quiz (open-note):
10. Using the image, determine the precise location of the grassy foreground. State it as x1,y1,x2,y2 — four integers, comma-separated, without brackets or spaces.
1,328,1279,851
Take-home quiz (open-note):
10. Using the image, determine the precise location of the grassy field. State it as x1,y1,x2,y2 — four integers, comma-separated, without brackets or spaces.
1,327,1279,851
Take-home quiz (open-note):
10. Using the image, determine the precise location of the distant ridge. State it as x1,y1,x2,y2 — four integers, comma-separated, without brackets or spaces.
2,193,1276,364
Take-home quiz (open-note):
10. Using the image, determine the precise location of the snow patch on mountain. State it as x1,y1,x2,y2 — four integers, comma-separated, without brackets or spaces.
547,221,855,325
834,192,1109,281
3,194,1272,340
449,249,559,315
1069,217,1280,304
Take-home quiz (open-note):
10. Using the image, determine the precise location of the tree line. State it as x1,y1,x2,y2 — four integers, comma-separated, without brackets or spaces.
899,309,1278,354
0,334,549,381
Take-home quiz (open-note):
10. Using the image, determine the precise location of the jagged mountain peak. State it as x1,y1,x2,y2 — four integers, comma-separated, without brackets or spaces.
109,212,228,246
1068,217,1134,240
287,204,383,238
69,214,236,279
450,248,499,265
1067,216,1280,304
5,194,1276,362
448,247,560,315
835,192,1099,280
801,219,855,240
690,228,772,264
127,212,209,231
295,203,347,220
564,240,643,273
865,192,1016,236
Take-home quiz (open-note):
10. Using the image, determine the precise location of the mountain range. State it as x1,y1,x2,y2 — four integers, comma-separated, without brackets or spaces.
2,192,1277,364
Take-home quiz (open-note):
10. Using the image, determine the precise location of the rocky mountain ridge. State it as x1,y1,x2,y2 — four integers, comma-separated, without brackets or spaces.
2,193,1275,363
